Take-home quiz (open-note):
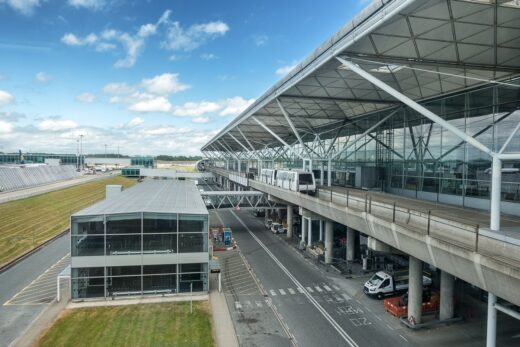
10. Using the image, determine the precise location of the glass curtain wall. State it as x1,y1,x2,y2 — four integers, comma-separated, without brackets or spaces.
71,212,208,299
329,83,520,205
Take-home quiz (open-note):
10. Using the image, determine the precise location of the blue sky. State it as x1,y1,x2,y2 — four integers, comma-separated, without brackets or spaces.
0,0,366,155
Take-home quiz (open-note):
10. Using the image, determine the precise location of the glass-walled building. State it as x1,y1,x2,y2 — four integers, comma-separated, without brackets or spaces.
0,153,84,166
130,156,155,168
70,179,209,300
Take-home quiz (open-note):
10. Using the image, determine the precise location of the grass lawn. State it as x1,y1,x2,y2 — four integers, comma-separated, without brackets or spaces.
37,302,214,347
157,161,197,173
0,176,136,268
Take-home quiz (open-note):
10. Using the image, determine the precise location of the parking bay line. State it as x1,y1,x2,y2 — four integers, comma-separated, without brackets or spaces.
231,210,359,347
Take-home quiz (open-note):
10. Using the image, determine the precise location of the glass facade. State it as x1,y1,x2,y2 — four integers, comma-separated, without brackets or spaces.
121,167,142,177
130,156,155,168
71,212,208,299
254,84,520,209
71,263,208,298
0,153,84,165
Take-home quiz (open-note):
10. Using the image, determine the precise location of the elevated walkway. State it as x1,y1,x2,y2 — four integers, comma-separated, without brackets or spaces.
208,167,520,306
200,190,281,210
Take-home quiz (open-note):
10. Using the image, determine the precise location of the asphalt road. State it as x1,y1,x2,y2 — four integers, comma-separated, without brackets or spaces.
0,233,69,347
216,208,407,347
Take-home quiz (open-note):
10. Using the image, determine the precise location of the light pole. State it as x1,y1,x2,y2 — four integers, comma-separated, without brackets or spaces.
79,134,84,170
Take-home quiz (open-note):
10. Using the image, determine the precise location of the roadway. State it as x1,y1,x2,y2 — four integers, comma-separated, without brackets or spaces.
202,182,520,347
202,182,406,347
0,233,69,347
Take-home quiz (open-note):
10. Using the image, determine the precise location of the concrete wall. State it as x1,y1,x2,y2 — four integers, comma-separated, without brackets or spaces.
249,179,520,306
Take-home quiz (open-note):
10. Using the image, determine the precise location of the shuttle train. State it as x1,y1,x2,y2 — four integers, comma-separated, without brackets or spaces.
259,168,316,194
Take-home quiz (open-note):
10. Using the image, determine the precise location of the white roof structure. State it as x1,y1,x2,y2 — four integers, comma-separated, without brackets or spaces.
201,0,520,153
73,179,208,216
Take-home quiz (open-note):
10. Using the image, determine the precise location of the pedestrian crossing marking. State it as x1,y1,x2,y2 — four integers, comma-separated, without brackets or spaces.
297,287,305,294
270,289,277,296
288,288,296,295
279,289,287,295
315,286,323,293
323,285,332,292
342,293,351,301
306,286,314,293
332,285,341,291
255,301,263,307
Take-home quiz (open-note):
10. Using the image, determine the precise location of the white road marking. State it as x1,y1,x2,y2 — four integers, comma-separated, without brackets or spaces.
279,289,287,296
288,288,296,295
400,335,408,342
231,211,359,347
386,324,394,330
332,285,341,291
255,301,263,308
315,286,323,293
270,289,277,296
235,301,242,310
342,293,351,301
323,285,332,292
306,286,314,293
297,287,305,294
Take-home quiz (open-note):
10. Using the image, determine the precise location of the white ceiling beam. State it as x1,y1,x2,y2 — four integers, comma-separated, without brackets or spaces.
277,98,310,157
252,116,304,160
336,56,495,158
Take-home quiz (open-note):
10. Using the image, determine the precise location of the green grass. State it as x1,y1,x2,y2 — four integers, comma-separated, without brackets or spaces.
37,302,214,347
0,176,136,267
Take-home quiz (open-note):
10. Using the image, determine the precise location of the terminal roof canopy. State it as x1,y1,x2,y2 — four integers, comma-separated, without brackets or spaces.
73,180,208,216
202,0,520,152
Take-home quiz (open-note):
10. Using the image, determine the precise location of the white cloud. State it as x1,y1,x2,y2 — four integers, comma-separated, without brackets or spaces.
172,96,254,118
37,119,78,131
61,33,98,46
116,117,144,129
200,53,217,60
219,96,255,116
103,82,135,95
0,0,40,15
129,96,172,113
192,117,209,124
95,42,116,52
253,34,268,47
0,120,13,133
0,90,14,106
35,72,52,83
68,0,105,10
141,73,190,95
276,63,298,76
141,126,191,136
62,10,171,68
75,92,96,103
162,20,229,51
173,101,220,117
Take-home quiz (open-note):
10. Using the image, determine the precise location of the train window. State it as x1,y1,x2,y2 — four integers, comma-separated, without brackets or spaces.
299,173,313,185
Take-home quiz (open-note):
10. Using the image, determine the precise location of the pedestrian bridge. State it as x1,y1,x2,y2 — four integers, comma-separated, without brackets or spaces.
208,167,520,307
200,190,282,210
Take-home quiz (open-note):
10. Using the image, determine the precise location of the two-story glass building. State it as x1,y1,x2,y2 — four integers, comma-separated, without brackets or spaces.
70,179,209,300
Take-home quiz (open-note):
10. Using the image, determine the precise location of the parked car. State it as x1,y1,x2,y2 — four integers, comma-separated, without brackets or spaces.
265,219,273,229
271,222,284,234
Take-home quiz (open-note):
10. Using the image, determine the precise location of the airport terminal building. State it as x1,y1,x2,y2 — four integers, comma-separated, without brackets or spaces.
70,180,209,299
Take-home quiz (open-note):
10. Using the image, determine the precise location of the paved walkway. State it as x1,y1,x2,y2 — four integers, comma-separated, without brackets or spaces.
209,273,239,347
318,185,520,228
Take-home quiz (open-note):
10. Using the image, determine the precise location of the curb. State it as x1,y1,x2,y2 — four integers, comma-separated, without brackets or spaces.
0,229,69,274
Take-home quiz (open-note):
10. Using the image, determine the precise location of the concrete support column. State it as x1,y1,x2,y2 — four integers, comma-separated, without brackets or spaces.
408,256,423,325
440,271,455,320
307,218,313,247
320,162,324,186
346,227,355,262
324,221,333,264
287,206,293,239
238,160,241,173
487,293,497,347
319,220,323,242
327,159,332,187
302,217,307,244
